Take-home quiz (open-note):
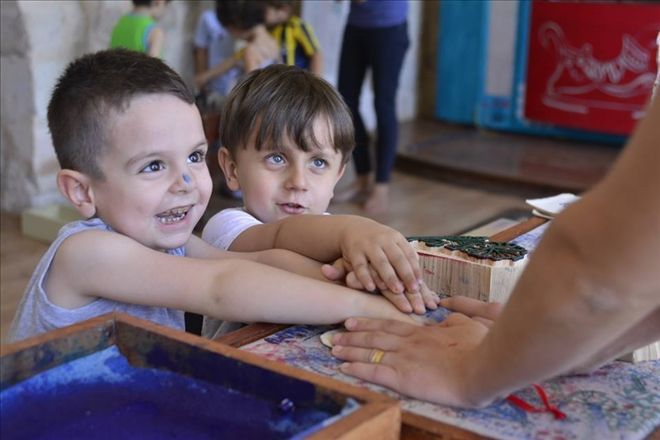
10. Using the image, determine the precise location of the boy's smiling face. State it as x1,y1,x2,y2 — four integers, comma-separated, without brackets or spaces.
221,116,346,223
90,94,212,251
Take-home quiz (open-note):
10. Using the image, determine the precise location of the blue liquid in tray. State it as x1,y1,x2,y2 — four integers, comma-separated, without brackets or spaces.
1,346,345,439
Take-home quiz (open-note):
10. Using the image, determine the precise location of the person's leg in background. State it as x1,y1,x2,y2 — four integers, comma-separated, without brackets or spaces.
335,24,372,202
365,21,409,214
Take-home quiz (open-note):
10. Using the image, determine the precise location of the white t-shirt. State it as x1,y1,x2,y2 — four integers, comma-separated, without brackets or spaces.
202,207,262,251
202,207,331,251
193,9,241,96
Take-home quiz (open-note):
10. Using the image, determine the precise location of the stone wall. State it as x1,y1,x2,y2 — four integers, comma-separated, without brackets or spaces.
0,0,420,212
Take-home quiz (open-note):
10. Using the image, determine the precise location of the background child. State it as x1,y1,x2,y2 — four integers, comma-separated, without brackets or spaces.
193,1,242,114
8,49,417,343
265,0,323,75
110,0,169,57
193,0,243,200
202,64,439,338
194,0,281,91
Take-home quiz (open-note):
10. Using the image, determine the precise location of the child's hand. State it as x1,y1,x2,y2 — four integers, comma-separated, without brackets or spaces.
340,219,422,295
321,258,364,289
381,280,441,314
323,261,440,315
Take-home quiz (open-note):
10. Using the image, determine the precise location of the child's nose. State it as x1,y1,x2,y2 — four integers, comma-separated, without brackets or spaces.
284,165,308,191
172,172,194,193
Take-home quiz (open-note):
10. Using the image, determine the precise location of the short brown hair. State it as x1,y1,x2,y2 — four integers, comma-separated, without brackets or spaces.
47,49,194,179
220,64,355,163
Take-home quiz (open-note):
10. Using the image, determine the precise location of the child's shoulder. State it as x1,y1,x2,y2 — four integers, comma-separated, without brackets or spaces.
202,207,254,233
201,207,261,250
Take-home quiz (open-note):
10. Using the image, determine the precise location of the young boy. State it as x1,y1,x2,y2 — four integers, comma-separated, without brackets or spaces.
8,49,418,343
265,1,323,75
201,64,439,337
110,0,169,57
194,1,281,91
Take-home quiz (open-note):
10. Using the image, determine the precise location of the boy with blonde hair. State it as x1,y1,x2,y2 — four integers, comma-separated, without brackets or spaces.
9,50,418,342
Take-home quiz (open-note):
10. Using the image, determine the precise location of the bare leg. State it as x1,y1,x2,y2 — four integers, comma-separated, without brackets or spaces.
333,173,372,203
364,183,390,215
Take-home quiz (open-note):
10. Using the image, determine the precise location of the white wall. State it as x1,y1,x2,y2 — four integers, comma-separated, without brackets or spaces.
0,0,204,211
302,0,421,131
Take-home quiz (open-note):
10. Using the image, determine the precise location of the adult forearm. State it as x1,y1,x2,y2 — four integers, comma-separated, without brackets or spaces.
465,208,659,405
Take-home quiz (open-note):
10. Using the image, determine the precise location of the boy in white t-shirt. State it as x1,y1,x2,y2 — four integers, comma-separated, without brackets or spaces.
201,64,439,337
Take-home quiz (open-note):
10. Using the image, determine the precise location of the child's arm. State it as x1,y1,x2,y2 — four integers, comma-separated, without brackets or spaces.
147,27,165,58
46,230,416,325
194,51,241,90
193,47,208,76
187,234,329,283
309,50,323,76
227,214,422,296
193,234,434,315
297,20,323,75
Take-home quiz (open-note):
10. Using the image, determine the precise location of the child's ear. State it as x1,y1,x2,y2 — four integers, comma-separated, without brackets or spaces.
217,147,241,192
56,170,96,219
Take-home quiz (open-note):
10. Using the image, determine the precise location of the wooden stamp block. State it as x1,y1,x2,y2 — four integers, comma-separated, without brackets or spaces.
1,313,401,439
410,236,528,303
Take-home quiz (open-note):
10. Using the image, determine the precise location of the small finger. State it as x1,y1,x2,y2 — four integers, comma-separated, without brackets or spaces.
369,266,388,292
399,240,424,285
404,291,427,315
368,249,404,294
345,271,365,290
383,242,419,293
321,263,343,282
352,261,376,292
420,282,440,310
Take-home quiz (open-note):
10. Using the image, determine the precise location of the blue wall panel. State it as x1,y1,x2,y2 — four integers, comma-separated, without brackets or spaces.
435,1,488,124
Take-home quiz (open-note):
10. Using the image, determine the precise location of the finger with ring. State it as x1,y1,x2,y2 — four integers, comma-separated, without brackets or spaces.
369,348,386,364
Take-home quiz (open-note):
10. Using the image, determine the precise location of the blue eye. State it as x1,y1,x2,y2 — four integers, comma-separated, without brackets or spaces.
188,150,205,163
312,158,327,169
266,153,285,165
141,161,165,173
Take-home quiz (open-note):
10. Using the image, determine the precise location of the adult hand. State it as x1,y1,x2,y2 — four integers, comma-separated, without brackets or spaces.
439,296,503,325
331,314,494,407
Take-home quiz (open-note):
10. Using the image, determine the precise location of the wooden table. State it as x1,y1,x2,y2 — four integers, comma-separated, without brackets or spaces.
215,216,548,440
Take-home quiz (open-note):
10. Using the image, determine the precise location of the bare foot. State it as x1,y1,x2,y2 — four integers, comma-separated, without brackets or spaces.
332,174,371,203
364,183,389,215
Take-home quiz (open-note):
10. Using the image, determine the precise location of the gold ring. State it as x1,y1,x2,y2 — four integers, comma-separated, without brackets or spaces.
369,349,385,364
